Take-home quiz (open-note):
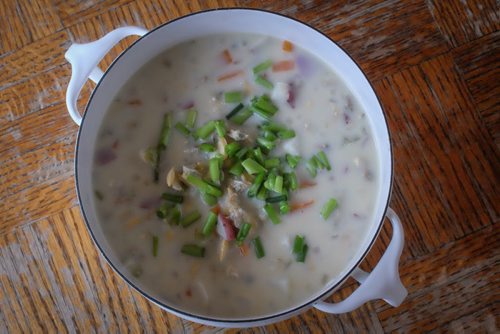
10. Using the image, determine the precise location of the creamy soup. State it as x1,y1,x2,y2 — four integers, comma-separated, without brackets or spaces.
92,34,379,318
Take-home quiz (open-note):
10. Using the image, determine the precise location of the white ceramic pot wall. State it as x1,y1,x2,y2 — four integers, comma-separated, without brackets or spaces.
65,9,407,328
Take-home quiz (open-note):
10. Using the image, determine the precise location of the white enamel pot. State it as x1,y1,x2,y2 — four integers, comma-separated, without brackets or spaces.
66,9,407,328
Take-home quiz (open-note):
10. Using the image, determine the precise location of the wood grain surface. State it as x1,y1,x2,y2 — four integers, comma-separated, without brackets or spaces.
0,0,498,333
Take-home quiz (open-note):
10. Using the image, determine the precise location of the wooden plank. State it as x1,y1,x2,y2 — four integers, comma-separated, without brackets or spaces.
54,0,134,26
0,1,31,54
372,54,499,257
427,0,500,47
376,225,500,332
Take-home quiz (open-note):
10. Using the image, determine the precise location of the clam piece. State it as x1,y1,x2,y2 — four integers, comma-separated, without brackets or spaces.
217,136,228,156
166,167,183,191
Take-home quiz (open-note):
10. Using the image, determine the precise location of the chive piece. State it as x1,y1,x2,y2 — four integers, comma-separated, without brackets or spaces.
296,244,308,262
247,173,265,197
226,103,245,120
256,137,275,151
199,143,216,152
224,91,244,103
286,154,301,169
306,157,318,177
257,186,268,200
264,204,281,224
186,108,197,128
262,130,277,141
180,210,202,228
255,75,274,89
252,236,265,259
279,201,290,214
202,212,218,236
162,192,184,204
264,173,276,191
225,142,241,158
175,122,191,136
264,157,280,169
181,244,205,257
214,120,226,137
167,206,181,225
156,202,173,219
320,198,338,220
253,59,273,74
293,235,308,262
253,95,278,115
265,194,288,203
278,129,296,139
158,113,172,150
288,172,298,191
152,236,159,257
94,190,104,201
201,192,218,206
185,174,222,197
236,223,252,244
231,107,253,125
253,147,265,164
209,157,221,185
260,121,286,132
242,158,267,175
229,161,244,176
273,175,283,193
235,147,249,160
194,120,216,139
317,151,332,171
250,105,273,120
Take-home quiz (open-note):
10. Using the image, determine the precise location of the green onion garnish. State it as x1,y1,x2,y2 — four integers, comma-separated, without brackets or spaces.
256,137,275,151
181,244,205,257
229,161,244,176
175,122,191,136
186,108,197,128
253,147,265,164
156,202,173,219
201,192,218,206
252,236,265,259
255,75,274,89
320,198,338,220
257,186,268,200
225,142,241,158
153,113,172,182
287,172,298,191
274,175,284,193
253,95,278,115
260,121,286,132
265,194,287,203
185,174,222,197
292,235,308,262
231,107,253,125
286,154,301,169
226,103,244,120
253,59,273,74
235,147,249,160
152,235,159,257
264,204,281,224
316,151,331,170
199,143,216,152
180,210,201,228
262,130,277,141
250,105,273,120
242,158,267,175
194,120,216,139
209,157,221,185
167,206,181,225
224,91,244,103
306,157,319,177
264,157,280,168
279,201,290,214
264,173,276,191
278,129,296,139
162,192,184,204
236,223,252,244
214,120,226,137
202,212,218,236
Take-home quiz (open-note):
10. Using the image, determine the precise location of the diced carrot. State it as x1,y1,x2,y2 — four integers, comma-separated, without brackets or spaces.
299,180,317,189
126,217,141,228
272,60,295,72
217,70,244,82
222,49,233,64
211,205,221,215
127,99,142,106
290,200,315,212
239,244,249,256
282,40,294,52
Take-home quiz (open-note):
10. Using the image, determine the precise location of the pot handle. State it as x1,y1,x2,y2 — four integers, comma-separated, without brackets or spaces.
64,26,148,126
314,207,407,313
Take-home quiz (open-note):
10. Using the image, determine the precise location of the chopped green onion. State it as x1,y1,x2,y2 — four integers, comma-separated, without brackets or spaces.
242,158,267,175
214,120,226,137
306,157,319,177
293,235,308,262
264,157,280,169
235,147,249,160
247,173,265,197
255,75,274,89
287,172,298,191
162,192,184,204
278,129,296,139
202,212,218,236
167,206,181,225
209,157,221,185
231,107,253,125
296,244,308,262
158,113,172,150
260,121,286,132
253,95,278,115
181,244,205,257
320,198,338,220
262,130,277,141
185,174,222,197
229,161,244,176
253,147,265,164
264,173,276,191
274,175,283,193
224,91,244,103
226,103,244,119
180,210,201,228
279,201,290,214
236,223,252,244
253,59,273,74
252,236,265,259
225,142,241,158
194,120,216,139
186,108,197,128
175,122,191,136
152,236,159,257
257,186,268,200
286,154,301,169
316,151,331,171
250,105,273,120
201,192,218,206
265,194,288,203
156,202,173,219
264,204,281,224
199,143,216,152
256,137,275,151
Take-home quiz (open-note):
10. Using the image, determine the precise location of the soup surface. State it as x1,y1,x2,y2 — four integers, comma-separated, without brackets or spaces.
93,34,379,318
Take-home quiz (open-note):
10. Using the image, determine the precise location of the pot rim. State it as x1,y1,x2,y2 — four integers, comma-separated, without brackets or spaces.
75,7,393,324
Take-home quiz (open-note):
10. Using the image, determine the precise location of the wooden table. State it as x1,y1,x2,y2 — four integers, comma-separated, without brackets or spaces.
1,1,498,332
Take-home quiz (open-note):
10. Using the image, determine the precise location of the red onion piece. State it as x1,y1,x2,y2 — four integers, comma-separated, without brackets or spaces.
217,214,236,241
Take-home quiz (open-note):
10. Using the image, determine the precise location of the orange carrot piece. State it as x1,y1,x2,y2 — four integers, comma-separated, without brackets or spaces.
127,99,142,106
272,60,295,72
211,205,221,215
217,70,244,82
290,200,315,212
222,49,233,64
282,40,294,52
239,244,249,256
299,180,317,189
